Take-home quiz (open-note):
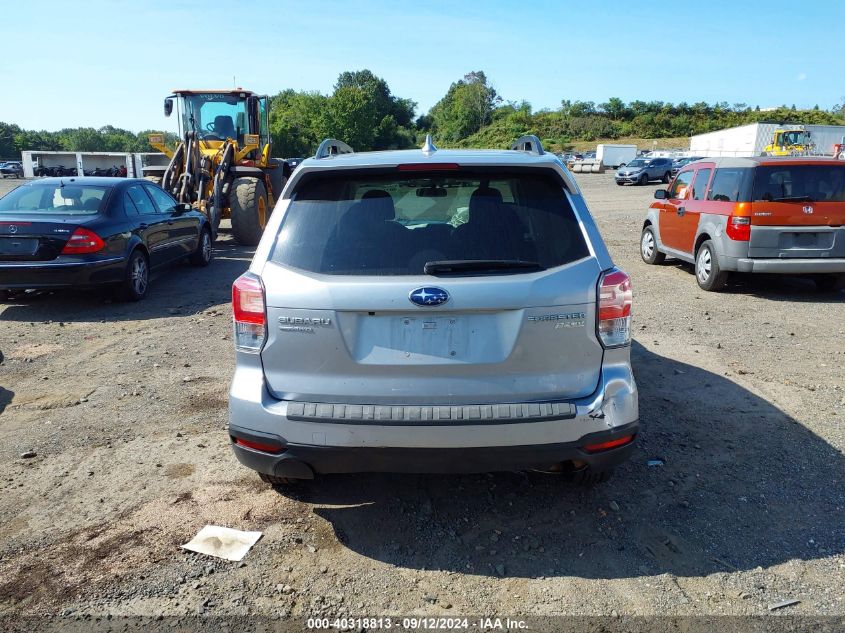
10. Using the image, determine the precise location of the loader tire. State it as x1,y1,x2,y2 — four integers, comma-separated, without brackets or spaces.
144,176,162,186
230,177,268,246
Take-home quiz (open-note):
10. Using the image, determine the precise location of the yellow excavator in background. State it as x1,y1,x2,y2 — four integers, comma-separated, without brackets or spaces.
145,89,290,245
762,126,816,156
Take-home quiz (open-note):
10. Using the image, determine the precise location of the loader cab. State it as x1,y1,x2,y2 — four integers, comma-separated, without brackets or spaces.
164,90,270,157
775,129,810,149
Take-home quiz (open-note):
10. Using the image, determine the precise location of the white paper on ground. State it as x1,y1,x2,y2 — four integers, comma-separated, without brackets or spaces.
181,525,263,562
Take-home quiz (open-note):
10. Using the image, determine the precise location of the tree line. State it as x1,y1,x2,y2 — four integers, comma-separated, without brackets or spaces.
2,70,843,159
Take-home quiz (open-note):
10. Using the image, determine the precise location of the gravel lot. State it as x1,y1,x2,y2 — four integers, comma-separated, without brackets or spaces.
1,174,844,627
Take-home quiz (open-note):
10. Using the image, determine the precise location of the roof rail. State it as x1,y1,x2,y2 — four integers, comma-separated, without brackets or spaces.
315,138,354,159
510,135,544,155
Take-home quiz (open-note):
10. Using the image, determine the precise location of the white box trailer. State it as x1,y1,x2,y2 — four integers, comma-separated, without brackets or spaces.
596,144,637,168
689,122,845,157
21,151,168,178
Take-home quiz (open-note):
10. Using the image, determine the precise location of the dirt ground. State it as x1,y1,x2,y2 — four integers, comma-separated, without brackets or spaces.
0,174,844,628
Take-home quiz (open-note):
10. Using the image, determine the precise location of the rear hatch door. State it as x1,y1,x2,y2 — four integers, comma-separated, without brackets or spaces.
260,260,604,405
258,166,605,405
749,163,845,258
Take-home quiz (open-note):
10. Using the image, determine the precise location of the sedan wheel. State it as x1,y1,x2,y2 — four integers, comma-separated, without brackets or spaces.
117,250,149,301
131,255,148,296
189,229,213,267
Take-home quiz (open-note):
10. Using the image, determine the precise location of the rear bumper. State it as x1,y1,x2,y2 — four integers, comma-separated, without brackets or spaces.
228,358,639,476
0,256,126,289
729,257,845,273
230,421,638,477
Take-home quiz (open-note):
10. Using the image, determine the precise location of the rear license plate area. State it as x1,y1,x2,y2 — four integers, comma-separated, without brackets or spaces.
0,237,38,256
394,315,467,359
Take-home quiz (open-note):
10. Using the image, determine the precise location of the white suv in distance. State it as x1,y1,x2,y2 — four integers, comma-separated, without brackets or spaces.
228,135,638,487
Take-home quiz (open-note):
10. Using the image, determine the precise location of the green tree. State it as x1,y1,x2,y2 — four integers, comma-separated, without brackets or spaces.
269,89,328,156
429,71,500,143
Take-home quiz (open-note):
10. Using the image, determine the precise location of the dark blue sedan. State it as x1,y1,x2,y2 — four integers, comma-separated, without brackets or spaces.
0,177,213,300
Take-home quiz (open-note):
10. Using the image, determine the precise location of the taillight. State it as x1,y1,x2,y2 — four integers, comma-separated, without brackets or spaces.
232,273,266,352
233,437,284,454
582,434,635,453
61,227,105,254
726,215,751,241
597,268,632,348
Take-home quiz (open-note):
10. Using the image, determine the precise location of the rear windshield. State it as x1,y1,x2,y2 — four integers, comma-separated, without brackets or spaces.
269,169,590,275
752,164,845,202
0,184,108,215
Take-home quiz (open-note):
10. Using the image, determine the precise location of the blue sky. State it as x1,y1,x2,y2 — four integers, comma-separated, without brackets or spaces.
2,0,843,132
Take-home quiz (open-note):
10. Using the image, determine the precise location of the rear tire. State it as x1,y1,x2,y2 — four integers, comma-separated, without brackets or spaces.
116,249,149,301
640,226,665,264
695,240,728,291
813,273,845,292
662,171,671,184
189,228,212,267
230,177,268,246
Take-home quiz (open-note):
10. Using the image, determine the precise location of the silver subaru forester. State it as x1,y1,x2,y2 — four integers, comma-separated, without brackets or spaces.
228,135,638,487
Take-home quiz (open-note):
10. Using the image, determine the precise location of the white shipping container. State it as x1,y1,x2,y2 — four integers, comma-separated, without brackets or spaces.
596,144,637,168
689,123,845,157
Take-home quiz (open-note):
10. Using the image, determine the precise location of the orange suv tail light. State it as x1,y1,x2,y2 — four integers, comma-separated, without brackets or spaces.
726,216,751,241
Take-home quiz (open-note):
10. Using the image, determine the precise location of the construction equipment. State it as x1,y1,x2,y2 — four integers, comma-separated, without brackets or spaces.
762,126,816,156
145,89,290,245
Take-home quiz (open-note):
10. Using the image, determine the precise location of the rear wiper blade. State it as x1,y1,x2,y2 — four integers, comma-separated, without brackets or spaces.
424,259,544,275
769,195,814,202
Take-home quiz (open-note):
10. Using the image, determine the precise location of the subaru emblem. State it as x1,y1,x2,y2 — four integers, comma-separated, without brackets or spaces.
8,225,17,234
803,205,814,214
409,287,449,307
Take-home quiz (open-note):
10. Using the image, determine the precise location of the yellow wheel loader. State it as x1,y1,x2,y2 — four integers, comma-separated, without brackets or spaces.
145,89,291,245
762,126,816,157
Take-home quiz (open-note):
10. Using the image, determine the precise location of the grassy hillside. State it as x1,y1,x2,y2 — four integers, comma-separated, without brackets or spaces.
566,137,689,152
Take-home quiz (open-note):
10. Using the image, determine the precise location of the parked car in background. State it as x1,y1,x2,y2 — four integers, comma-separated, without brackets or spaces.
229,136,638,489
0,177,213,300
641,157,845,291
0,162,23,179
670,156,705,178
285,157,306,170
615,157,673,185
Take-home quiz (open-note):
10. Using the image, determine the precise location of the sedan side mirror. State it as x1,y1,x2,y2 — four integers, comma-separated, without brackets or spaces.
174,202,192,214
654,189,669,199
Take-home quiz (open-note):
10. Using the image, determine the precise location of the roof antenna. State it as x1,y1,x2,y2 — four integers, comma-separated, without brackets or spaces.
422,134,437,154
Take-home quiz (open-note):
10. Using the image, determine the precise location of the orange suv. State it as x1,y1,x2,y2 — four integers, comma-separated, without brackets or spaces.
640,157,845,291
